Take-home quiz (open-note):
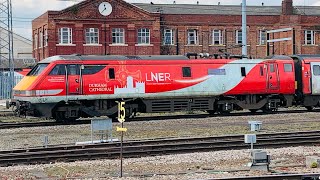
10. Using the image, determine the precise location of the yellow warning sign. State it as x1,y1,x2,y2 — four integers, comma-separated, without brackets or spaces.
116,127,127,132
118,102,125,123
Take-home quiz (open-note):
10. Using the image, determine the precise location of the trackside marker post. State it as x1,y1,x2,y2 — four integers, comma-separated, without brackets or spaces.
117,101,126,178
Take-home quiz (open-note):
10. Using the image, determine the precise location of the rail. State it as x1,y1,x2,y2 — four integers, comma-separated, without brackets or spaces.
0,130,320,167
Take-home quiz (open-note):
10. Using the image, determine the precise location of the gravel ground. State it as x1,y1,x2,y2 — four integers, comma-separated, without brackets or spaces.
1,109,320,179
1,110,320,150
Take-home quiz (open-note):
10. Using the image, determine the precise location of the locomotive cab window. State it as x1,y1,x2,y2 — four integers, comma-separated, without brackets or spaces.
109,68,115,79
284,63,293,72
27,63,49,76
82,65,106,75
313,65,320,76
182,67,191,77
67,64,80,75
50,64,66,75
241,67,246,77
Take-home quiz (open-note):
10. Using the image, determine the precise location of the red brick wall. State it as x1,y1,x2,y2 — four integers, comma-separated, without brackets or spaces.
31,0,320,61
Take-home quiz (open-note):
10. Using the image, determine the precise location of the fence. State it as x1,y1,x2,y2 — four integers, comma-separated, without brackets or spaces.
0,75,23,99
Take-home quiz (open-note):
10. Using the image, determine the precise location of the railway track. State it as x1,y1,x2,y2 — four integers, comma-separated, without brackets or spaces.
0,108,319,129
1,130,320,167
215,173,320,180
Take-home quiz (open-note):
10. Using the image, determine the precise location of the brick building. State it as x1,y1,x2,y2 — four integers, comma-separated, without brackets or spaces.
32,0,320,61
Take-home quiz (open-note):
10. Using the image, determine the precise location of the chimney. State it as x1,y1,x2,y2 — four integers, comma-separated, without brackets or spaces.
282,0,293,15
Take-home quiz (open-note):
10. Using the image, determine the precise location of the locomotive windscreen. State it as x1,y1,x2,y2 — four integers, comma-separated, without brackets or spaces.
26,63,49,76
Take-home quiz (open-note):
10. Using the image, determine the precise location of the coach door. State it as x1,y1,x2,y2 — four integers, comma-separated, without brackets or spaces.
66,64,82,95
310,62,320,95
267,62,280,91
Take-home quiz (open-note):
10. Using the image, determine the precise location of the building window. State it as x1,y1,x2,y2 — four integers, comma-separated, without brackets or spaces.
187,29,198,45
163,29,174,45
305,30,315,45
85,28,99,44
34,34,38,49
212,30,223,45
44,29,48,47
112,28,125,44
137,28,150,44
39,31,43,48
236,30,242,44
58,27,72,44
259,30,267,45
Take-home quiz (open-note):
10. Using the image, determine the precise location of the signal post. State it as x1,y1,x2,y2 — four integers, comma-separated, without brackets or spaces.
117,101,127,178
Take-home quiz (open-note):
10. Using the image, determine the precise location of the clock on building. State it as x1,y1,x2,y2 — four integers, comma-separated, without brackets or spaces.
98,2,112,16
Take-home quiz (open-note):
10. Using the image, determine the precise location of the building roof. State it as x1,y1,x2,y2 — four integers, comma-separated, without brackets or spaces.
295,6,320,15
0,58,36,69
134,3,320,16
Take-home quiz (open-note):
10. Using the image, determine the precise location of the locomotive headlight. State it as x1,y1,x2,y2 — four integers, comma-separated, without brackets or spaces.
13,90,36,97
25,90,36,97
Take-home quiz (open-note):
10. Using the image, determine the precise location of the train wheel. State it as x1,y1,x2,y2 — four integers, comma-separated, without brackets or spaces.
305,106,314,111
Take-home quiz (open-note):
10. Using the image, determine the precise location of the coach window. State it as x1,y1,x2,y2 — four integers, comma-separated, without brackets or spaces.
49,64,66,75
241,67,246,77
270,64,275,72
284,64,293,72
260,66,264,76
182,67,191,77
313,65,320,76
82,65,106,75
109,68,115,79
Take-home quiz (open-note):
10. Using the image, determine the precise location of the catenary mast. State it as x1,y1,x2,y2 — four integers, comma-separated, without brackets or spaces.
0,0,14,98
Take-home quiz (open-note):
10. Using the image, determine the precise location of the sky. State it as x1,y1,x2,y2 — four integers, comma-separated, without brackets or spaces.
11,0,320,40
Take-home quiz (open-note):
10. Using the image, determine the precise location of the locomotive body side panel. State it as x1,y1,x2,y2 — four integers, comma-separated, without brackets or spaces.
274,60,296,95
299,58,320,95
301,60,312,95
10,55,308,121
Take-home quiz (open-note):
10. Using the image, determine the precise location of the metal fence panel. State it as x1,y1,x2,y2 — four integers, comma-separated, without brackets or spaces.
0,75,23,99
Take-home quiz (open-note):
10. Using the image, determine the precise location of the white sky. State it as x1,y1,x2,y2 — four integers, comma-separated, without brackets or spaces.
11,0,320,40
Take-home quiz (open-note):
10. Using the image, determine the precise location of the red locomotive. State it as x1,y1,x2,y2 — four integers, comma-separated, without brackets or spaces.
7,54,320,121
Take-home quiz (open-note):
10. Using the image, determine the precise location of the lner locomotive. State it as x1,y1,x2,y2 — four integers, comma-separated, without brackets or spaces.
7,54,320,121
